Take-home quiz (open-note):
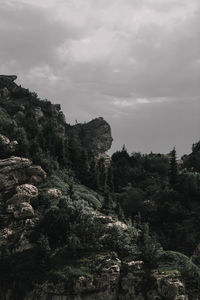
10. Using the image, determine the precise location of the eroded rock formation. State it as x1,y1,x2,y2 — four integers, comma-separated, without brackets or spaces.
0,147,46,258
0,75,18,96
0,156,46,191
68,117,113,155
81,117,113,154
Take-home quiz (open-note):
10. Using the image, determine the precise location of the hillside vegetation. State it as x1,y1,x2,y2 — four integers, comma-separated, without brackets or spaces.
0,75,200,299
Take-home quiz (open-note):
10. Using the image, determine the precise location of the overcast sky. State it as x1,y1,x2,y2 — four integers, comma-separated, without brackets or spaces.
0,0,199,156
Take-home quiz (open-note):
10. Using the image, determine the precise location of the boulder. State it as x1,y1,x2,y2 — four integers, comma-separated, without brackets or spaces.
13,202,35,219
27,165,47,185
0,134,18,155
0,156,31,171
0,157,32,191
0,75,17,82
0,75,18,92
68,117,113,155
7,184,38,204
155,274,187,300
0,134,10,145
47,188,62,198
0,157,46,191
81,117,113,154
16,184,38,198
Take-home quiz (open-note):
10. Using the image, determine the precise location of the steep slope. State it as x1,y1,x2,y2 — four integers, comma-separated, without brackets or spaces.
0,75,198,299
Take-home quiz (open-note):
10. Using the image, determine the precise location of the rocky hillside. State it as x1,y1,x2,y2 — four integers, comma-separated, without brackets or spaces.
0,75,199,299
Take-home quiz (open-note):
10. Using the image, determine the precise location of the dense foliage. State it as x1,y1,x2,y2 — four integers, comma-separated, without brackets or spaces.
0,81,200,299
111,145,200,255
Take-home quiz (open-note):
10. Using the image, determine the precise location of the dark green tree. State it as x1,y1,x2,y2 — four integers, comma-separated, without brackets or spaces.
88,158,100,190
169,147,178,186
107,165,114,192
140,223,161,271
36,234,51,270
98,158,107,193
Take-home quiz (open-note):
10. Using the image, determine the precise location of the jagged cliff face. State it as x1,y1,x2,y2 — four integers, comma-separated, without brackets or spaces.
0,75,113,160
0,75,18,98
68,117,113,155
78,117,113,154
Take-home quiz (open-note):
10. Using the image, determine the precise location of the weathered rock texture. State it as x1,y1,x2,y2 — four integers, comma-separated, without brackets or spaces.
0,134,18,158
81,117,113,154
68,117,113,155
0,75,18,96
24,258,188,300
0,75,17,82
47,188,62,198
6,184,38,219
0,150,46,256
0,156,46,191
26,254,121,300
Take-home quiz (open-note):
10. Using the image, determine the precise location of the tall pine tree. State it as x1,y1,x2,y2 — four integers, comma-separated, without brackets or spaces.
169,147,178,186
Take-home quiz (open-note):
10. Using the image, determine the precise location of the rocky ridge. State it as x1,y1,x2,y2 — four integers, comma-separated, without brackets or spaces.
0,75,192,299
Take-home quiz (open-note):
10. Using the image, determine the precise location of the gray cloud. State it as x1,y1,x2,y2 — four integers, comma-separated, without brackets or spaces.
0,0,199,156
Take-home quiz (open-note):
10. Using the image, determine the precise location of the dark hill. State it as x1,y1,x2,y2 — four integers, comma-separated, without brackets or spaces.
0,75,200,299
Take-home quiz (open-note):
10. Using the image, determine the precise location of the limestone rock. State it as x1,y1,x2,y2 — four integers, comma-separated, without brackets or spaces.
0,75,18,93
16,184,38,198
0,156,31,171
82,117,113,154
126,260,144,269
94,214,113,224
155,273,187,300
25,218,35,228
7,184,38,204
120,260,145,299
0,134,10,145
0,135,18,156
13,202,35,219
69,117,113,155
0,157,32,191
6,184,37,219
27,165,47,185
47,188,62,198
0,157,46,191
96,153,111,165
0,228,13,240
107,220,128,230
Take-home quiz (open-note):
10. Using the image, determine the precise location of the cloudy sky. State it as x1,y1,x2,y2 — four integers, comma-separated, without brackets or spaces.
0,0,199,156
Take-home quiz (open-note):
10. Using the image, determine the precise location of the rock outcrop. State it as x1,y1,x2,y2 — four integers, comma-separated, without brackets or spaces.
83,117,113,154
81,117,113,154
24,257,188,300
6,184,38,219
47,188,62,198
0,150,46,254
68,117,113,155
0,75,18,96
0,134,18,157
0,156,46,191
25,253,121,300
0,75,17,82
